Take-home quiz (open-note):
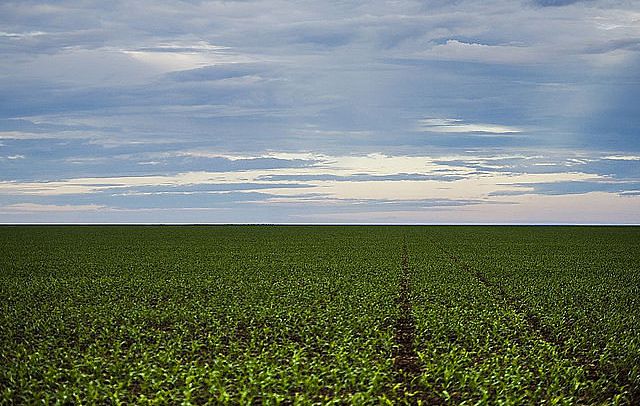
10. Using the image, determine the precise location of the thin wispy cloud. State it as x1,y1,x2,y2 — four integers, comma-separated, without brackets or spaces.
417,40,543,65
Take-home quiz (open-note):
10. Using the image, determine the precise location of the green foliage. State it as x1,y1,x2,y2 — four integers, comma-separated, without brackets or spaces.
0,226,638,404
406,226,640,404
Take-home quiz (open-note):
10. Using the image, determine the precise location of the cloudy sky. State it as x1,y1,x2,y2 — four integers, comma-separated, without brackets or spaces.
1,0,639,223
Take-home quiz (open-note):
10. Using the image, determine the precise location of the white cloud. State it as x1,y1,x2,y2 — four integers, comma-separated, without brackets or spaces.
418,118,522,134
603,155,640,161
0,152,604,205
0,31,47,38
0,131,49,140
0,203,105,212
122,41,257,73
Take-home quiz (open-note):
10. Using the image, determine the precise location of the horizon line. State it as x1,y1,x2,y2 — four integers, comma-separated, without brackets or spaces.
1,223,638,226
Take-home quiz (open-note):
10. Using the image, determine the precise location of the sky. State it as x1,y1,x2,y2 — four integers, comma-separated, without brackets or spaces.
0,0,639,224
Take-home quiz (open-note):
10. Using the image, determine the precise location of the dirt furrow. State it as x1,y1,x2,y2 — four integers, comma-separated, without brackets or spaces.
392,244,440,404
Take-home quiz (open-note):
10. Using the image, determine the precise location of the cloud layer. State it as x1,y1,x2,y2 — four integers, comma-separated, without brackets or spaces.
1,0,639,223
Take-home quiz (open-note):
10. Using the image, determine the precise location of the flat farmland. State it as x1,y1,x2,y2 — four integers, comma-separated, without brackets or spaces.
1,226,638,404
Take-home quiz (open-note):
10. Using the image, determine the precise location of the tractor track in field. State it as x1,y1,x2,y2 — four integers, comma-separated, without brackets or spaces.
445,251,560,347
393,245,420,378
392,244,440,404
434,242,638,403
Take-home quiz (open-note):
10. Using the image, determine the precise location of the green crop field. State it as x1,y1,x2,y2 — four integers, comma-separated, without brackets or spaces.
1,226,638,404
